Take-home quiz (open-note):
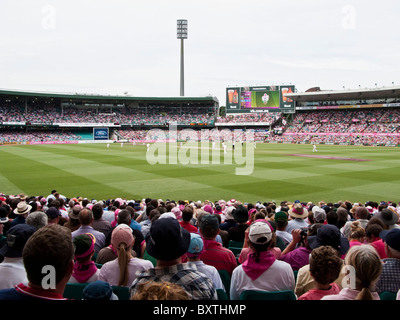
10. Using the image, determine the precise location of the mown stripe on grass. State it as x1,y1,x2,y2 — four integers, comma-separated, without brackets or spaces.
0,146,151,199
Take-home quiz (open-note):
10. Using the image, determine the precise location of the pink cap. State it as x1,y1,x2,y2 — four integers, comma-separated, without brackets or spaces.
111,224,134,249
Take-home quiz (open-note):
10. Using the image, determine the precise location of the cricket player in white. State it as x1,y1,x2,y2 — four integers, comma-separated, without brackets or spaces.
313,144,317,152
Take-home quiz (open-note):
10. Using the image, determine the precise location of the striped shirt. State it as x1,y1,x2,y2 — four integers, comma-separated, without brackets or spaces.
200,240,237,276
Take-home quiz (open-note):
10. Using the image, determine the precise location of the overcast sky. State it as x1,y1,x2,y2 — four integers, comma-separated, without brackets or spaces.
1,0,399,105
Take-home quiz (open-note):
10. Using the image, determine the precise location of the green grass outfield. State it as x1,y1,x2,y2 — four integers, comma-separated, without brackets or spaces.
0,142,399,204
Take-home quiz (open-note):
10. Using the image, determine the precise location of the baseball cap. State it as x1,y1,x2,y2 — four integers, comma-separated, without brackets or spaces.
200,214,219,231
274,211,288,223
248,220,272,245
46,207,61,220
111,224,134,249
187,233,204,258
380,228,400,252
0,224,37,258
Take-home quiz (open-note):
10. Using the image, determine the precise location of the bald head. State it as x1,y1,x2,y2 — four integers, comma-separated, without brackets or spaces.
79,208,94,226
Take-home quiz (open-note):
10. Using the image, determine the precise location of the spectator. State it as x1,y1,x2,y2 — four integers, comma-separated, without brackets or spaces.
298,246,342,300
45,207,61,225
99,224,152,287
238,219,282,264
0,224,74,300
336,206,349,229
63,205,81,233
129,217,217,300
0,224,37,290
219,206,237,231
0,206,11,236
348,221,366,248
199,214,237,276
71,208,105,254
140,208,160,239
101,209,144,261
295,224,350,297
186,232,224,290
375,229,400,294
131,281,189,300
342,206,369,238
375,208,400,230
365,217,387,259
102,204,116,224
322,245,382,300
228,205,249,242
229,220,295,300
91,203,112,236
279,227,313,271
286,203,309,234
180,206,198,233
25,211,48,230
9,201,31,228
312,206,327,224
69,233,100,284
274,211,292,247
125,206,142,232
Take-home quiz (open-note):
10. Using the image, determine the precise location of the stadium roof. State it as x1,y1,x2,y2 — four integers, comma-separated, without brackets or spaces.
285,86,400,102
0,89,219,104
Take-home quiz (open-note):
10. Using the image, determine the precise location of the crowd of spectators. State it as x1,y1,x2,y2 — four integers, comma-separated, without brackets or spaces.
0,130,81,143
0,103,216,126
0,191,399,301
216,112,280,124
1,102,400,146
272,108,400,146
117,128,268,142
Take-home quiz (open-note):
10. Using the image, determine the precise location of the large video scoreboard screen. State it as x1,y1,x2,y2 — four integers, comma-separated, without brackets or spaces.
226,85,295,113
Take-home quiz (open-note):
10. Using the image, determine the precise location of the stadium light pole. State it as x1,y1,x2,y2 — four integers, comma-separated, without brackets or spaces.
177,19,188,96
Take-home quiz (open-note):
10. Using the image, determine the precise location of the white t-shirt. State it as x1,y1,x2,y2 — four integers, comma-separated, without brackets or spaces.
188,260,225,290
0,257,28,290
99,257,153,287
276,230,293,246
229,259,295,300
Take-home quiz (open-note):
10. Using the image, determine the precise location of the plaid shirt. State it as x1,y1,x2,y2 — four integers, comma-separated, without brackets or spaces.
129,263,217,300
376,258,400,293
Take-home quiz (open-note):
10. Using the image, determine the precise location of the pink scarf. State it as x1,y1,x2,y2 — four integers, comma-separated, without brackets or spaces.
241,250,276,281
72,261,98,283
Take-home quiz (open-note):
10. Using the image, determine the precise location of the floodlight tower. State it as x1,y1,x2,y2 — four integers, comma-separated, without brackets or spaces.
177,19,188,96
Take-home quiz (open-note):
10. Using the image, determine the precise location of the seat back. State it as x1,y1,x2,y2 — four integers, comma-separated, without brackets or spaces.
379,291,396,300
228,240,244,249
217,288,229,300
112,285,130,300
218,269,231,297
143,249,157,267
63,283,89,300
239,290,297,300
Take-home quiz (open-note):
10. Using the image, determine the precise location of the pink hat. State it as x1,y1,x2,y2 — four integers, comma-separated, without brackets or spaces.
248,208,257,218
203,205,213,214
171,207,182,219
111,224,134,249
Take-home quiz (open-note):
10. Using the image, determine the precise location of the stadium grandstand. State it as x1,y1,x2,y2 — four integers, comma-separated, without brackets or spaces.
270,86,400,147
0,89,218,144
0,85,400,147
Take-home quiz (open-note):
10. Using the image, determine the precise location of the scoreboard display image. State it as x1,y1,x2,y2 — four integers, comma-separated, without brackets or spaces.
226,85,295,113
